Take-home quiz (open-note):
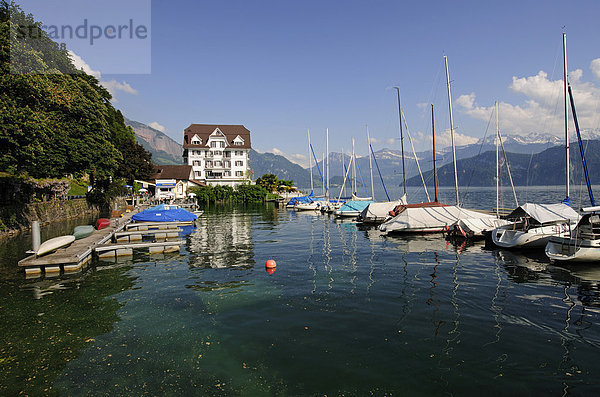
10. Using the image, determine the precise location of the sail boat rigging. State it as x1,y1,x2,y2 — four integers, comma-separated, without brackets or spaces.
491,33,579,248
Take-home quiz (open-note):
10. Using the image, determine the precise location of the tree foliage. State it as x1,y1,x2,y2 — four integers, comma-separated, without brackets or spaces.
190,184,268,205
0,2,153,204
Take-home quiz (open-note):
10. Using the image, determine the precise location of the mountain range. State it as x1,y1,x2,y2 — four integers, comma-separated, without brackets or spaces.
125,118,184,165
125,118,599,189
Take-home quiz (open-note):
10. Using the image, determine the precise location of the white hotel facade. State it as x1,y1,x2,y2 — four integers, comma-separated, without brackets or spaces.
182,124,251,187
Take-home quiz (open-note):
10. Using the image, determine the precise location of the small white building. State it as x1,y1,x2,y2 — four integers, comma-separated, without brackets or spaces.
182,124,251,187
151,165,205,200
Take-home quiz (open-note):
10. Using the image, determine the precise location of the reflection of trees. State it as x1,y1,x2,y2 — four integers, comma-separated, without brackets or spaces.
0,265,136,395
187,208,254,269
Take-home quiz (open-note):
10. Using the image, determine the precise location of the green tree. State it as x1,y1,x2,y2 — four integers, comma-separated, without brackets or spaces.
0,2,154,205
256,174,279,192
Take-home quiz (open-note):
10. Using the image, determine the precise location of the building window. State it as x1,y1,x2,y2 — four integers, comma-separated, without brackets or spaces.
224,161,230,168
193,160,200,166
235,171,243,177
213,150,222,156
206,161,213,168
210,141,216,148
195,171,201,177
219,141,225,148
234,141,243,146
224,151,231,158
224,171,231,177
214,161,222,167
235,161,243,166
235,150,244,156
205,151,212,158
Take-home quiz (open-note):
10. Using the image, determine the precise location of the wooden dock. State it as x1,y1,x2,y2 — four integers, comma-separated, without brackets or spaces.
18,208,193,277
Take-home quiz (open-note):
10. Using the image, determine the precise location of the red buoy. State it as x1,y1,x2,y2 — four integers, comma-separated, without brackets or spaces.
265,267,276,275
265,259,277,269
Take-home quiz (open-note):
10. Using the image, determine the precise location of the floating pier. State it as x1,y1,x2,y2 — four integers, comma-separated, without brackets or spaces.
18,208,194,277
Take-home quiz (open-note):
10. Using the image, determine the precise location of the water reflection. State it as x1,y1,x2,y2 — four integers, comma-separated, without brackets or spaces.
187,208,254,269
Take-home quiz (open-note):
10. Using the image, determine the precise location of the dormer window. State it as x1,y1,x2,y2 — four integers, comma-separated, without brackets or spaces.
233,135,245,146
191,134,202,145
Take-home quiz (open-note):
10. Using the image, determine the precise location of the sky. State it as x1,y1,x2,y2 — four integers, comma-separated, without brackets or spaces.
16,0,600,167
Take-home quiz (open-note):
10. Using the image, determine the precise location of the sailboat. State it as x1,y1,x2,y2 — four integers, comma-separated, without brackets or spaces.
294,129,327,211
448,101,516,239
545,82,599,262
358,88,409,224
491,34,579,249
379,58,496,234
334,137,374,217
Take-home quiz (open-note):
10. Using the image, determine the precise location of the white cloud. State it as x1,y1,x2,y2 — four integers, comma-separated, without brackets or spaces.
591,58,600,80
148,121,166,132
269,148,309,167
456,66,600,137
67,50,137,99
68,50,101,79
386,138,396,146
100,80,138,96
414,129,478,149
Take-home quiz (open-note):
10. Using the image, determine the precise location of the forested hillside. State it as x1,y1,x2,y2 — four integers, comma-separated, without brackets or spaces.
0,2,153,204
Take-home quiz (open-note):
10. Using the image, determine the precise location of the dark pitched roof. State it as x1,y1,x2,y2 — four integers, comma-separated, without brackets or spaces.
183,124,251,149
151,165,193,181
189,179,207,187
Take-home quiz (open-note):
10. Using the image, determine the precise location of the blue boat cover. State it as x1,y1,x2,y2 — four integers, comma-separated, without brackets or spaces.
337,200,374,213
132,208,197,222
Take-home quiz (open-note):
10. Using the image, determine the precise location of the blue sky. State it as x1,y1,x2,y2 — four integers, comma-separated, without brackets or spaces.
17,0,600,166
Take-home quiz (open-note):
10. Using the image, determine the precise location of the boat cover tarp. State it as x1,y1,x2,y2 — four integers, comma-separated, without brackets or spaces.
506,203,579,224
337,200,374,214
148,204,180,211
380,205,495,233
132,208,197,222
359,195,407,222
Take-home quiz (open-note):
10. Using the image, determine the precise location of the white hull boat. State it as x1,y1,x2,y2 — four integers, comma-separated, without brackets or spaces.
490,203,579,249
379,203,496,234
358,196,407,224
294,201,324,211
37,235,76,256
545,208,600,263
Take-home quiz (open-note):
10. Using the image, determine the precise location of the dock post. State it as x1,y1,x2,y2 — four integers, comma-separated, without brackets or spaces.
32,221,41,252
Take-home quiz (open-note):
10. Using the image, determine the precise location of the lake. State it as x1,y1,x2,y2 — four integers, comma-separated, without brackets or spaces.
1,186,600,395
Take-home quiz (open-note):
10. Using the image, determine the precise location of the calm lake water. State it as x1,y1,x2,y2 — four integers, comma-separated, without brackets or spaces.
2,186,600,395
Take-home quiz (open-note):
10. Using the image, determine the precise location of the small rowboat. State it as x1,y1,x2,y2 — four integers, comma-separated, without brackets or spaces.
73,225,94,240
36,235,76,256
96,218,110,230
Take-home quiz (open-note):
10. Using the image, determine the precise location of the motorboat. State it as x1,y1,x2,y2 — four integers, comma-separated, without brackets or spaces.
546,206,600,263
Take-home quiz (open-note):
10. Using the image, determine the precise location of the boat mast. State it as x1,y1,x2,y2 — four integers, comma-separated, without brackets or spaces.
444,56,460,206
308,129,313,193
367,125,375,200
496,101,500,218
432,104,438,202
322,152,325,196
326,128,330,198
341,148,346,197
352,138,357,195
393,87,407,195
563,32,570,203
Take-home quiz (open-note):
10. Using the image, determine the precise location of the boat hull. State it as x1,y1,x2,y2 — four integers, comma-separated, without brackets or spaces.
37,235,76,256
546,236,600,263
73,225,94,240
491,224,571,249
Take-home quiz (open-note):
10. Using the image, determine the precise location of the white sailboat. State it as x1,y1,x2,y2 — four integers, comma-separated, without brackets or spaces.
491,33,578,248
334,137,373,218
358,88,411,224
545,61,599,262
449,101,516,239
379,58,496,234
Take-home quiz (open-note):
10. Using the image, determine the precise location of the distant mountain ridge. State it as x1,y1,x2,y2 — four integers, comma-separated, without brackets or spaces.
124,118,184,165
406,140,600,187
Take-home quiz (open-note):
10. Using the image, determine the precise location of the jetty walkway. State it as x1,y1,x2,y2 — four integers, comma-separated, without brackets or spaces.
18,207,189,278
